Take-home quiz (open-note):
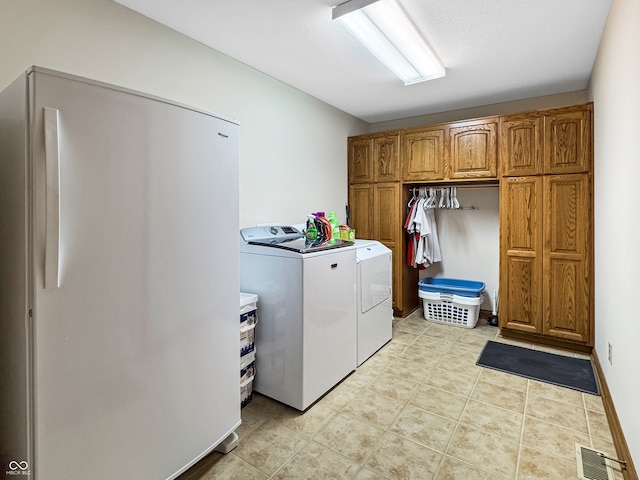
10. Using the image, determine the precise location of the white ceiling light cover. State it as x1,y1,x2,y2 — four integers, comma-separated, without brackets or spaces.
333,0,445,85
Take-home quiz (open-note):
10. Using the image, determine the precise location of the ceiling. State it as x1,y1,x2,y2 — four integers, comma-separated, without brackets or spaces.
114,0,612,123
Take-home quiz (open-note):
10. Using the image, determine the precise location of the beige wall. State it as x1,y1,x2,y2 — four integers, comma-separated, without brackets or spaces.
0,0,368,228
590,0,640,467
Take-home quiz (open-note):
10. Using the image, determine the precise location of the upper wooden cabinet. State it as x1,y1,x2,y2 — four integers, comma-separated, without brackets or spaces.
348,134,400,184
500,104,592,176
448,119,498,179
544,107,591,174
500,115,542,176
401,126,446,181
348,137,374,183
373,134,400,182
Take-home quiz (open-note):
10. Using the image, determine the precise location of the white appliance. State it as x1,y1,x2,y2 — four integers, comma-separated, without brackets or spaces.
0,67,241,480
239,227,357,411
355,240,393,366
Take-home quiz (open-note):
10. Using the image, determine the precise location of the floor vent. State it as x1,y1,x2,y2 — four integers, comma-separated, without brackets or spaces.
576,444,615,480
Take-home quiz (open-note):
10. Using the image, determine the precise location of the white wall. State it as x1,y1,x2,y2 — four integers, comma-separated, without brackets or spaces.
0,0,368,229
415,187,499,312
590,0,640,467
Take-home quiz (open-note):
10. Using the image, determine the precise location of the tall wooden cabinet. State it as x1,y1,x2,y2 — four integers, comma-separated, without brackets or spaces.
499,104,593,349
348,133,418,316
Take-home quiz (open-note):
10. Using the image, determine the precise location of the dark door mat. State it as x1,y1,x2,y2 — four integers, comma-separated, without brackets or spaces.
476,340,599,395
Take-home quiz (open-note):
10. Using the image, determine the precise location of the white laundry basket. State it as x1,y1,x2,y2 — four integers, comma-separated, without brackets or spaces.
418,278,485,328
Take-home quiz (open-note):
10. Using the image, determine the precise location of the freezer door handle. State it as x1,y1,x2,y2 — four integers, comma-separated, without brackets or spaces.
44,107,60,289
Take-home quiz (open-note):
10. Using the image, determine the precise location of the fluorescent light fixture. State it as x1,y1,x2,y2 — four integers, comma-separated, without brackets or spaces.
332,0,445,85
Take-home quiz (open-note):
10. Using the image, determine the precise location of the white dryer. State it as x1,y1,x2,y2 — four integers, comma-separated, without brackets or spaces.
355,240,393,366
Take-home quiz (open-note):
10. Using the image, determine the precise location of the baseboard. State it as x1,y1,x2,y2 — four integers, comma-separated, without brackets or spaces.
592,352,638,480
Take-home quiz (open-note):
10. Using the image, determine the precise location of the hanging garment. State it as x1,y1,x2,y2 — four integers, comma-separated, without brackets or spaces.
405,188,442,268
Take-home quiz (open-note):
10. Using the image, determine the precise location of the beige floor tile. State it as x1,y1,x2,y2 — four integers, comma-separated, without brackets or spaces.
446,424,519,478
375,341,408,359
587,409,614,441
526,393,589,434
394,319,429,336
521,416,590,460
423,323,462,341
584,393,605,413
246,393,298,422
590,434,617,456
342,366,383,389
412,334,453,353
409,384,467,421
383,357,432,384
452,332,493,351
365,372,420,402
517,445,579,480
272,441,360,480
425,367,478,397
359,353,394,373
435,455,507,480
183,453,268,480
389,404,456,452
527,379,584,407
319,381,364,411
342,391,406,428
477,367,528,392
471,377,526,413
397,344,444,365
314,412,386,464
353,467,392,479
459,399,523,441
232,419,307,476
236,407,268,440
364,432,443,480
390,331,420,346
278,401,338,437
436,350,483,378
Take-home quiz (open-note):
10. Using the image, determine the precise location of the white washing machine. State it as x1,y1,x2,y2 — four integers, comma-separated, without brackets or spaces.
355,240,393,366
239,226,357,411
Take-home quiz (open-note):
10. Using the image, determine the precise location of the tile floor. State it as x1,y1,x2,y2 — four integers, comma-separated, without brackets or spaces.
178,310,624,480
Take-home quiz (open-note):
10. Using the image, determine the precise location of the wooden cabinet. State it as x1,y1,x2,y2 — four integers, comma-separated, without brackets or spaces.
373,135,400,182
348,137,373,183
499,177,543,334
401,126,446,181
544,108,591,174
500,115,542,176
348,133,417,316
543,174,592,343
449,118,498,179
500,104,591,177
348,183,373,239
500,173,593,347
347,103,593,329
402,119,498,182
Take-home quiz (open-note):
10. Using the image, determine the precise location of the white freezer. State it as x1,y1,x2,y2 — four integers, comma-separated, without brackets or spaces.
0,67,240,479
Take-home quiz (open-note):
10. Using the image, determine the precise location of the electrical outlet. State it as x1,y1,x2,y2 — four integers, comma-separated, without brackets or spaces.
608,342,613,365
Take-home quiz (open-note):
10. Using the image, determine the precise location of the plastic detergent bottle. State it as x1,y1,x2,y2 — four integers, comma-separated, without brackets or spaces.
305,215,318,242
327,211,340,243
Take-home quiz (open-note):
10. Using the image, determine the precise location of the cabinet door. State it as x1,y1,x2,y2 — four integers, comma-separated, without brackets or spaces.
373,134,400,182
544,108,591,174
401,127,446,181
373,183,401,310
500,176,543,333
543,174,592,344
348,183,373,239
348,137,374,183
500,115,542,176
449,119,498,179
